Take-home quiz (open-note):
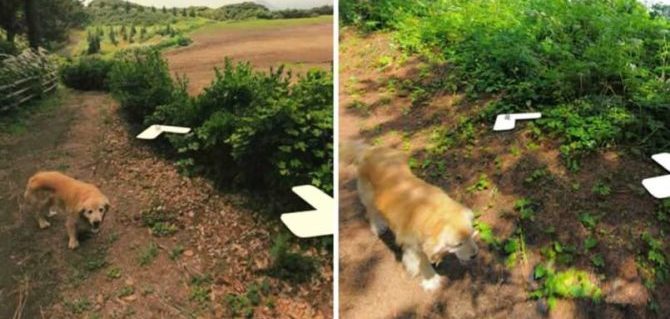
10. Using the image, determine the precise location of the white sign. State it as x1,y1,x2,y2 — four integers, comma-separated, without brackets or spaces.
137,125,191,140
493,112,542,131
281,185,334,238
642,153,670,199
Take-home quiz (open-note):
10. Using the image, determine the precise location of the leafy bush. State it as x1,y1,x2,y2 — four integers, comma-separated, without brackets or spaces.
108,48,174,123
152,58,333,194
345,0,670,162
60,57,113,91
531,264,602,310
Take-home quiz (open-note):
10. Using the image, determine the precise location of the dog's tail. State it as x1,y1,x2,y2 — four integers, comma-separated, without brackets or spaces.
340,139,369,167
24,172,52,199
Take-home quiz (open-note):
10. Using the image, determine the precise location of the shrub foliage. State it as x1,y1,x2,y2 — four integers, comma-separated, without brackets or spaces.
60,56,113,91
342,0,670,162
110,49,333,199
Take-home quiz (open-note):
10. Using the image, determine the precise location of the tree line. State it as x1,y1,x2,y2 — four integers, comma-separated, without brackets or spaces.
0,0,88,52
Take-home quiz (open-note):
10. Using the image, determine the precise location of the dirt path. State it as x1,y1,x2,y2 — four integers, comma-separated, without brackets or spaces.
165,20,333,94
0,90,332,318
338,30,667,319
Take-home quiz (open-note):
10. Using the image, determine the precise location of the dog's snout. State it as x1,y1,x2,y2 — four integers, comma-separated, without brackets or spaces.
92,221,100,228
469,253,477,260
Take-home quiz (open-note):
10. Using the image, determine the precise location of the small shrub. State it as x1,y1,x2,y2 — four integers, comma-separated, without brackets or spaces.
531,264,602,310
108,48,174,123
60,57,114,91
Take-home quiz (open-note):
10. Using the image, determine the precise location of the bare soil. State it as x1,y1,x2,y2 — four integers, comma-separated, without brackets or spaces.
339,30,669,319
0,90,332,318
165,21,333,95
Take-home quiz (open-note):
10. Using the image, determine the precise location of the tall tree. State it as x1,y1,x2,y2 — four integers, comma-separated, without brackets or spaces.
0,0,23,48
24,0,40,48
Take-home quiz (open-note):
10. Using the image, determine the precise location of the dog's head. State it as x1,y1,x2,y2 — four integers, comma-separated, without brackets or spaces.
423,209,479,265
78,196,110,234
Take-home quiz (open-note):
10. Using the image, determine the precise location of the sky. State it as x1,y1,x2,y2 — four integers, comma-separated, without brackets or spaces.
83,0,332,9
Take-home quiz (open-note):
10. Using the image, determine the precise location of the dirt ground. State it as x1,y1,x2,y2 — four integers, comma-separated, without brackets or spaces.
164,20,333,95
0,90,332,318
338,30,669,319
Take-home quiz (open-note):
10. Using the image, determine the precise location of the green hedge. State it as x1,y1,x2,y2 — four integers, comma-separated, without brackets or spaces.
110,49,333,199
60,56,113,91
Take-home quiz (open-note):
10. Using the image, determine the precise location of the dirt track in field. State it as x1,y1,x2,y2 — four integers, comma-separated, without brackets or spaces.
165,20,333,95
338,30,668,319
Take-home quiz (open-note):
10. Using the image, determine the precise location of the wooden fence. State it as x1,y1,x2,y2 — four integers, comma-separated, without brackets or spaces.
0,48,58,112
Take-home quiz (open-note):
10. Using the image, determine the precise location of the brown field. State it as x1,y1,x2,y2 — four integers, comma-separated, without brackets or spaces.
165,19,333,94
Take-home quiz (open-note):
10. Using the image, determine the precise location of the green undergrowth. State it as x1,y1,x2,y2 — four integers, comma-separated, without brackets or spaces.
342,0,670,167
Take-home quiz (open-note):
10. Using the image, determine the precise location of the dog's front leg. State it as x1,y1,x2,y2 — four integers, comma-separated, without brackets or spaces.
66,216,79,249
418,252,442,292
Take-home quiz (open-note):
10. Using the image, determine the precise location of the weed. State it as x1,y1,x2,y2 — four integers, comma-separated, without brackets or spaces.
189,274,212,304
138,242,159,266
503,230,527,269
638,232,669,289
524,167,549,185
141,206,178,237
583,236,598,252
474,221,501,248
530,264,602,310
510,145,522,157
591,254,605,269
169,245,184,260
106,267,121,280
224,279,272,318
64,298,92,314
467,174,491,193
376,55,393,69
514,198,537,221
269,233,316,283
542,241,577,266
591,181,611,196
579,212,599,230
116,286,135,298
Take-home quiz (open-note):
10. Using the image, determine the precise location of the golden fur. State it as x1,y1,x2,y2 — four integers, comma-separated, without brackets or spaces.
23,171,109,249
342,141,479,291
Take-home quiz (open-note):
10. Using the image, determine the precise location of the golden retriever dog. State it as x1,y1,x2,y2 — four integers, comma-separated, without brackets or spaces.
23,171,110,249
342,141,479,291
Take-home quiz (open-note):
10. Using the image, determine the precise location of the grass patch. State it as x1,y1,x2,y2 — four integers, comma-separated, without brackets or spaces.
0,89,65,137
64,297,92,314
189,274,212,304
106,266,121,280
137,242,159,266
141,205,178,237
224,279,272,318
196,16,332,34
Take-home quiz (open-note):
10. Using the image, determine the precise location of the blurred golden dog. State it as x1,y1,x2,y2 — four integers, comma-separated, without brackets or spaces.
24,171,109,249
342,141,478,291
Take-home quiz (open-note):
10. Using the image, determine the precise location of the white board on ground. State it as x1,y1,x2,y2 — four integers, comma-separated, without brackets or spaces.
136,125,191,140
280,185,334,238
493,112,542,131
642,152,670,199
